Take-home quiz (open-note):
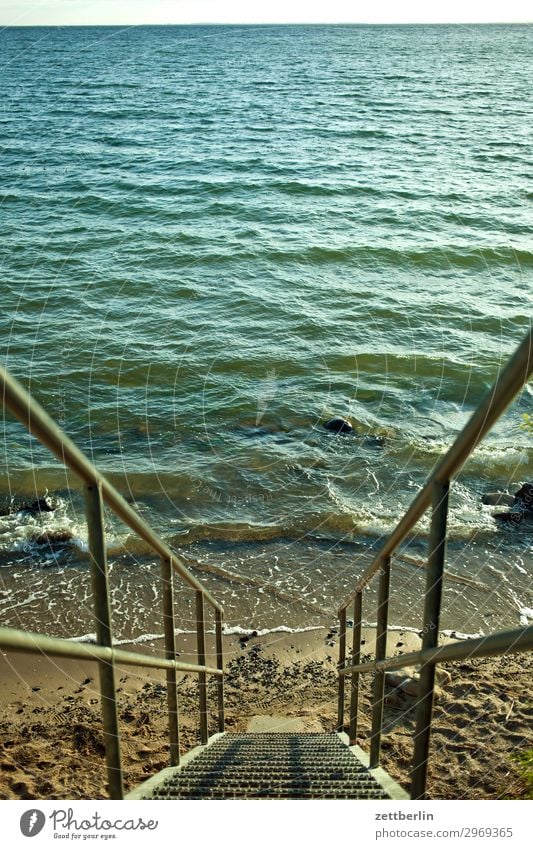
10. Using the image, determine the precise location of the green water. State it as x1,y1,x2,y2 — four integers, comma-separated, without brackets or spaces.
0,25,531,638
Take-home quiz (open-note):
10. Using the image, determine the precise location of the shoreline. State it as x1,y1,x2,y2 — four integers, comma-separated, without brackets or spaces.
1,627,531,800
1,531,531,641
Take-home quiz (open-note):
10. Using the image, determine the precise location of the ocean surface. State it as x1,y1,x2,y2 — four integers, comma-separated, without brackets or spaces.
0,24,532,644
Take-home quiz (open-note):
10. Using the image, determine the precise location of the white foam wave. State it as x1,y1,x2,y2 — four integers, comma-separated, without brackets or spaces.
364,622,485,640
0,497,134,558
222,624,323,637
65,621,490,647
518,607,533,626
66,630,193,646
507,588,533,628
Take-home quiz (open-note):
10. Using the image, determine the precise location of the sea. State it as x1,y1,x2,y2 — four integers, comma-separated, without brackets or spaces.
0,24,532,647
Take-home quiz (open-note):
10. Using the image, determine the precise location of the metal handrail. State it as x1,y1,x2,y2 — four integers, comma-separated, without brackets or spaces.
0,626,223,676
0,365,222,612
335,327,533,800
0,364,226,799
339,625,533,676
1,326,531,802
339,327,533,608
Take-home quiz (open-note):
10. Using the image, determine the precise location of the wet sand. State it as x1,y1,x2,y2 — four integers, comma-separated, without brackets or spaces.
0,627,531,800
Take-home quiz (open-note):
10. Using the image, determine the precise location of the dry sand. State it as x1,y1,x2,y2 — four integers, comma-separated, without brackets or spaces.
0,627,531,800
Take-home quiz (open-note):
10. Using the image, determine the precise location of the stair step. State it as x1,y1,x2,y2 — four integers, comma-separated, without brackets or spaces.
128,733,405,800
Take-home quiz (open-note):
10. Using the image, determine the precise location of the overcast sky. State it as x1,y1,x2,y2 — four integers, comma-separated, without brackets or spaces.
0,1,531,26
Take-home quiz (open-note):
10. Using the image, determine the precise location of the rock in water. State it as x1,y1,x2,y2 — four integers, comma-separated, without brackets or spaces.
33,530,73,545
482,492,515,507
0,495,59,516
514,482,533,513
323,416,353,434
494,511,524,525
363,434,386,449
23,496,58,514
491,482,533,525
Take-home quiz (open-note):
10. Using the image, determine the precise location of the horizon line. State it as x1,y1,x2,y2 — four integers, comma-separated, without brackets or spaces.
1,21,532,28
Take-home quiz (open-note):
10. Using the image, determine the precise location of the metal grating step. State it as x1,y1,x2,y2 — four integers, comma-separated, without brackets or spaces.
128,733,408,800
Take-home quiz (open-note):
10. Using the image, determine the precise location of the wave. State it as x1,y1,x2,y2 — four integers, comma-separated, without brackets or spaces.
65,625,324,646
0,489,522,562
64,622,488,647
0,518,513,579
61,242,530,270
0,498,88,558
519,607,533,626
43,175,521,210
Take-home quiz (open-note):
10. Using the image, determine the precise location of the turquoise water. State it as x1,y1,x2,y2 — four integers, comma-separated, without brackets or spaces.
0,25,532,639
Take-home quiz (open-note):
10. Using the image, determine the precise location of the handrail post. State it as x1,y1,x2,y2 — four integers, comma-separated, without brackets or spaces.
85,482,123,800
336,607,347,731
196,591,208,744
349,591,363,743
410,479,450,800
215,610,225,733
161,557,180,766
369,555,391,768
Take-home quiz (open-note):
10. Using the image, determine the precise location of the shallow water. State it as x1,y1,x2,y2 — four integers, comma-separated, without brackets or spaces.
0,24,532,639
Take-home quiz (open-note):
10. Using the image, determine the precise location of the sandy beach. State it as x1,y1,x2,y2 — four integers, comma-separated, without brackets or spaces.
0,626,531,801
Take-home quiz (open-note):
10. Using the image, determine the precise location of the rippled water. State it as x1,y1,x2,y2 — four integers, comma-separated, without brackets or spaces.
0,25,532,639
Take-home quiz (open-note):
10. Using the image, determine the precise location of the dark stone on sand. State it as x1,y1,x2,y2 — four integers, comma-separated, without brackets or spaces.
323,416,353,434
238,630,258,649
11,780,35,800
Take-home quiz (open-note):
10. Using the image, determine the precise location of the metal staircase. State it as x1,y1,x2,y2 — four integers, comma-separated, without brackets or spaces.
0,327,532,801
126,732,408,800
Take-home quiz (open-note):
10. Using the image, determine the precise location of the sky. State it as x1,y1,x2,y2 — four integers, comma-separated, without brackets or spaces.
0,1,531,27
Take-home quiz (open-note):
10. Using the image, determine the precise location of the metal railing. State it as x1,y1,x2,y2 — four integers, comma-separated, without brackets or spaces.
1,329,531,802
0,365,225,799
336,327,533,800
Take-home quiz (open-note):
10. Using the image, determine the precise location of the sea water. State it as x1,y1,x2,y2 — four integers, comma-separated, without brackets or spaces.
0,25,531,641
